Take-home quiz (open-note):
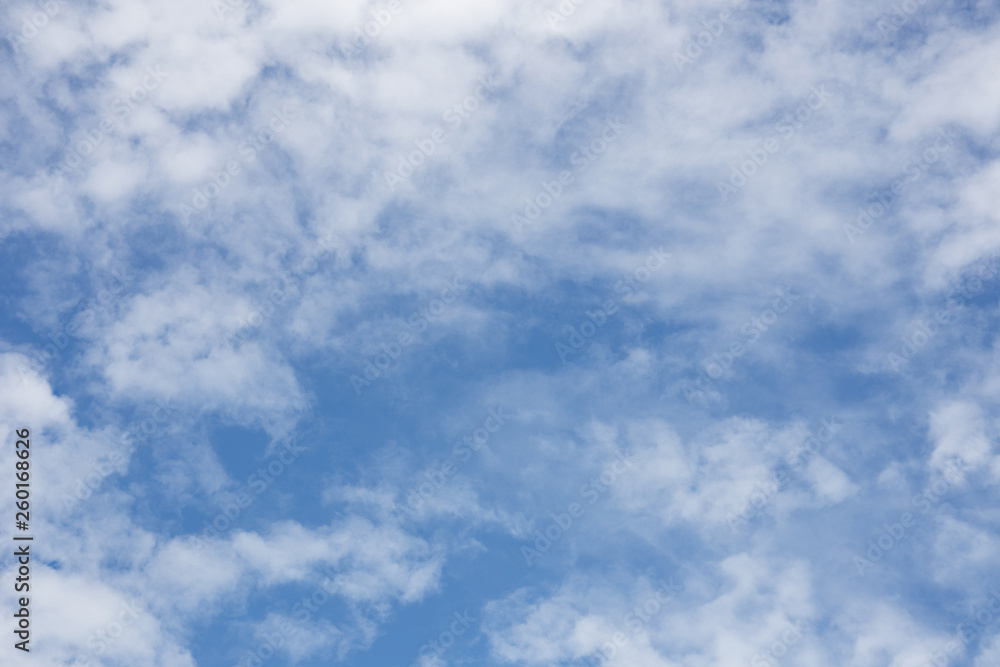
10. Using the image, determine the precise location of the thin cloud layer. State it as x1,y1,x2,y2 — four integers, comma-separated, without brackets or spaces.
1,0,999,665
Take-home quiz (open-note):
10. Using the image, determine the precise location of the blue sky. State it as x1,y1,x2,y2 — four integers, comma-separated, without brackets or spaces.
2,0,1000,665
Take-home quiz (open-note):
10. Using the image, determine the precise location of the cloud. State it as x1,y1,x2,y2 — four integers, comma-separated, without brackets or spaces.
2,0,1000,664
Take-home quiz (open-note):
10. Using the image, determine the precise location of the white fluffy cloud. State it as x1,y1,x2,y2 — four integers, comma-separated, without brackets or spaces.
2,0,1000,663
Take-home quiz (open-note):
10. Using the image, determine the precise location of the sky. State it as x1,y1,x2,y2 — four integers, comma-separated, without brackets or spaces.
1,0,1000,665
